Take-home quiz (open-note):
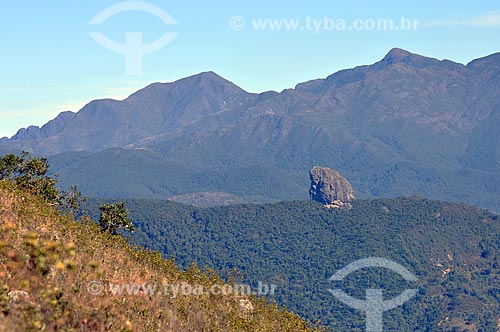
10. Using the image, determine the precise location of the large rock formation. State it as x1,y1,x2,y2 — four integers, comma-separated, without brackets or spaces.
309,166,356,209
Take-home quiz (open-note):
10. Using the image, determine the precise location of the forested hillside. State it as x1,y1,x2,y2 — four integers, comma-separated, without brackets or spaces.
82,197,500,331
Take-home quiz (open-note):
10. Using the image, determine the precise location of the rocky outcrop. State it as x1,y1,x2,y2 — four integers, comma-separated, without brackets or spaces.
309,166,355,209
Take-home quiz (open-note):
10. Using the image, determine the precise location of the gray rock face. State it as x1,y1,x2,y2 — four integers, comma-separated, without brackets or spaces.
309,166,355,208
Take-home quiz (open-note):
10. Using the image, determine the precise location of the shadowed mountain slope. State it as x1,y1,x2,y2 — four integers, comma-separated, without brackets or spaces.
2,49,500,210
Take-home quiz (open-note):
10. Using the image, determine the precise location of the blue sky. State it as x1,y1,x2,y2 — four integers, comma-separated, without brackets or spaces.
1,0,499,137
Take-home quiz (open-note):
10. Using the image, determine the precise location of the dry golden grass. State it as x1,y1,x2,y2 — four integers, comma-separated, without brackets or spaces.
0,181,327,331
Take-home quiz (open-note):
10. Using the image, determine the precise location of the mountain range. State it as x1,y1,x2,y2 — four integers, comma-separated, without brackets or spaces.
2,48,500,210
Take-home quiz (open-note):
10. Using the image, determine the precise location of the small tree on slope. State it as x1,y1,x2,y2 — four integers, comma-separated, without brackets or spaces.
99,202,134,235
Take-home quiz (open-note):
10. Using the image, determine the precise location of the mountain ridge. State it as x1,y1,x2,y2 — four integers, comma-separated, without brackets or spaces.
3,48,498,149
2,48,500,211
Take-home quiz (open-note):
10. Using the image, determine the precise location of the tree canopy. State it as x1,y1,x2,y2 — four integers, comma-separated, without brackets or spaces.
99,202,134,235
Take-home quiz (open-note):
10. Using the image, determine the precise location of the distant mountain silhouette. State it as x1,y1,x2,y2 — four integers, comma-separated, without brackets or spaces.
1,71,274,154
2,48,500,210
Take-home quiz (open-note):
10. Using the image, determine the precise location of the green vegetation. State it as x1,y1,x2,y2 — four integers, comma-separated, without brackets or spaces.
99,202,134,235
82,197,500,331
45,146,500,212
0,181,325,331
3,151,499,330
49,148,306,203
0,152,59,204
0,152,84,215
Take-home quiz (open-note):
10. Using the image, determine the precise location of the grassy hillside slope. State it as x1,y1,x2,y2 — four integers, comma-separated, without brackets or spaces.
0,180,324,332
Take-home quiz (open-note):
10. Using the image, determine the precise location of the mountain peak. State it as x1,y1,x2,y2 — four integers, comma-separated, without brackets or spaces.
196,70,221,78
171,71,248,93
380,48,461,69
382,48,416,64
186,71,230,84
385,47,413,59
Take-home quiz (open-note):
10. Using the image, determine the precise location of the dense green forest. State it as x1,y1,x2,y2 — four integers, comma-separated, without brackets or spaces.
40,146,500,212
47,148,307,203
0,155,323,332
81,197,500,331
